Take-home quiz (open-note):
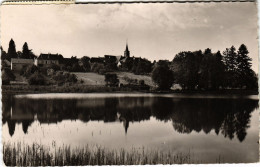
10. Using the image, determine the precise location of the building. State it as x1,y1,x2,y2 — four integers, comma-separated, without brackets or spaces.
124,42,130,58
11,58,34,71
34,53,62,67
117,42,135,68
90,57,105,64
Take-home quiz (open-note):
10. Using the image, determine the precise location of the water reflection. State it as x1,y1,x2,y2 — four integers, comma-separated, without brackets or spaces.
2,94,258,143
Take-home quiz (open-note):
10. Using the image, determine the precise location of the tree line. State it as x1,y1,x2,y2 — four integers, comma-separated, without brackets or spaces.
152,44,258,91
1,39,36,61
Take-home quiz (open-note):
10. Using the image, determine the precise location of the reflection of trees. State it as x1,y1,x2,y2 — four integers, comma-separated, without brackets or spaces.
2,94,258,141
170,98,258,142
7,120,16,136
2,94,13,125
22,120,33,134
151,98,174,122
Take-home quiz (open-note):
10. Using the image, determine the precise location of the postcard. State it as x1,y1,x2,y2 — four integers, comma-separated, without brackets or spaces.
1,0,259,166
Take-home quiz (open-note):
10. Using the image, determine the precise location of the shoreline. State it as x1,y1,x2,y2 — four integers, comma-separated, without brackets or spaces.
2,85,258,95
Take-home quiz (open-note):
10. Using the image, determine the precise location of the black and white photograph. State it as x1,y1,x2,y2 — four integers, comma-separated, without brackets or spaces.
0,1,259,165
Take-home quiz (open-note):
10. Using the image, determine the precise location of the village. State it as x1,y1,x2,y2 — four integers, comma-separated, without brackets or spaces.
1,39,156,92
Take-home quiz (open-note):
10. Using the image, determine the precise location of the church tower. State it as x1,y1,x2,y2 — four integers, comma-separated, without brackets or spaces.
124,41,130,58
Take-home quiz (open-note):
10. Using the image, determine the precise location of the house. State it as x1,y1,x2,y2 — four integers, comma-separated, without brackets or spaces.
34,53,62,67
11,58,34,71
90,57,105,64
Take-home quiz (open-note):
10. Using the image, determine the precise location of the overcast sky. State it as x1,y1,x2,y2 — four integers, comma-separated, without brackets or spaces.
1,2,258,71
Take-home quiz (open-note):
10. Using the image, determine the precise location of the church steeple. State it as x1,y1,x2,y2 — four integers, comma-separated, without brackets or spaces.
124,40,130,58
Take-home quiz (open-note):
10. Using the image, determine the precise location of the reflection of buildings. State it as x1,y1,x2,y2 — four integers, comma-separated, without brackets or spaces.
2,95,258,142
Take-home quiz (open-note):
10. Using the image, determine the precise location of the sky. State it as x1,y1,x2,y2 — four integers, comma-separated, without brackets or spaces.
0,2,258,71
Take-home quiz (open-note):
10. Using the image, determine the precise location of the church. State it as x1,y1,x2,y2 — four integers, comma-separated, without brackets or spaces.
116,42,141,69
102,42,142,71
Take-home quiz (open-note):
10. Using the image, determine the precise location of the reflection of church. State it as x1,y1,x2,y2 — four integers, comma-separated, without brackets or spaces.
117,113,129,134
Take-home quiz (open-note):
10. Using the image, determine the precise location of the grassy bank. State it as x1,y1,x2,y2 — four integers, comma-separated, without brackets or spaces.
3,143,201,166
2,84,258,95
1,85,135,94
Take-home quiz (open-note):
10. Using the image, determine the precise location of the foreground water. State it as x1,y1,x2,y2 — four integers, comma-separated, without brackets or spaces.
2,93,259,163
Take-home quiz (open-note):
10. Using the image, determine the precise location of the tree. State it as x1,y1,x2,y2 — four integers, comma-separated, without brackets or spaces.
237,44,251,73
198,49,225,90
223,46,237,72
7,39,17,60
80,56,91,72
22,42,36,59
105,56,117,71
198,48,214,89
121,58,133,71
71,63,83,72
1,46,8,60
22,42,29,58
105,73,119,87
2,68,16,85
52,71,77,85
152,63,174,90
236,44,256,89
29,72,46,85
223,46,239,88
49,63,60,71
214,50,225,89
20,65,39,78
132,58,152,75
171,51,202,90
91,63,105,74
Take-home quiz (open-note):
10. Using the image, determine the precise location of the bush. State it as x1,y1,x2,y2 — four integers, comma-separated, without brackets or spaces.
139,80,145,86
52,71,77,85
39,67,48,76
21,65,38,78
28,73,45,85
67,73,77,83
91,63,106,74
49,64,60,71
105,73,119,87
71,63,84,72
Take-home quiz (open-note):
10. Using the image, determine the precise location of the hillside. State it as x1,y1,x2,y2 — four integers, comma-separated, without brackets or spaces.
73,72,156,87
73,72,106,85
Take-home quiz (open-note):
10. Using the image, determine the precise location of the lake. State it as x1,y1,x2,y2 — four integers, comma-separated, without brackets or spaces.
2,93,259,163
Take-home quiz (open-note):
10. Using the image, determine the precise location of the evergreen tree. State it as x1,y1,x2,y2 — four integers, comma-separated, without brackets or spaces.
22,42,36,59
198,48,214,90
237,44,256,89
7,39,18,60
214,50,225,89
223,46,237,72
222,46,238,88
237,44,252,75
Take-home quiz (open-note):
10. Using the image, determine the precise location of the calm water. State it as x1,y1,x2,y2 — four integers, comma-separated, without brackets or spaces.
2,93,259,163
